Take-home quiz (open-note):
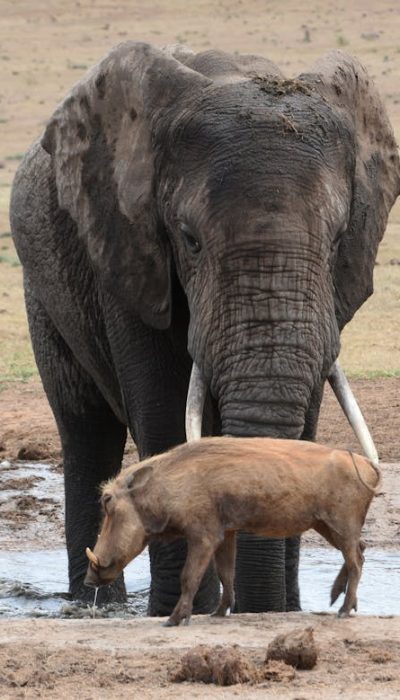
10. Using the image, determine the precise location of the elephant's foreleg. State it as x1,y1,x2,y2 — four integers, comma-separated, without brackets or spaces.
104,310,221,617
26,291,127,603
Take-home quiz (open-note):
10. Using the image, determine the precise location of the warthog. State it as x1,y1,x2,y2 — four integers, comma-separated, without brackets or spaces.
84,437,381,625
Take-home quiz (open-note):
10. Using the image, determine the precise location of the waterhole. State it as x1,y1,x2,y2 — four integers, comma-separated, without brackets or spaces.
1,547,399,618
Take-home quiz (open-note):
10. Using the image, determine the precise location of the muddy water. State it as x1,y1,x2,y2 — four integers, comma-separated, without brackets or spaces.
1,547,399,618
1,460,399,618
0,549,150,618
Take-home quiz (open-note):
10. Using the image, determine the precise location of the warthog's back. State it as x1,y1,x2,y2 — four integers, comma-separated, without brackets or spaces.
145,437,378,538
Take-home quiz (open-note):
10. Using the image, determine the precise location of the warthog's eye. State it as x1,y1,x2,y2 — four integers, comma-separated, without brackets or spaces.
102,493,112,513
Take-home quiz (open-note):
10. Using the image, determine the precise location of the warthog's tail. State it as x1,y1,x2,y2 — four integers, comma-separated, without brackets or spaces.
349,452,382,495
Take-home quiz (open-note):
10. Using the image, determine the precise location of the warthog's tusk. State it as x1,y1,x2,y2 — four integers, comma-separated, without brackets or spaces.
328,360,379,464
185,362,207,443
86,547,99,568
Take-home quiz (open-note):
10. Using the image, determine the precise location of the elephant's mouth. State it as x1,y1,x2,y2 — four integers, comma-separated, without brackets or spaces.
185,360,379,464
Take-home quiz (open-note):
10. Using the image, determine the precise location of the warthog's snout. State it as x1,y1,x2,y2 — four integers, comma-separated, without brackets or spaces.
84,547,118,588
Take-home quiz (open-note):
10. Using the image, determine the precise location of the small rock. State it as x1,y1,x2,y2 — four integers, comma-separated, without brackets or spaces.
361,32,380,40
266,627,318,670
0,459,11,469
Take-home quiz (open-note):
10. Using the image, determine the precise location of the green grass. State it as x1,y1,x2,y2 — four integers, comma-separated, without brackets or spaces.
346,369,400,380
0,254,20,266
336,34,349,46
4,153,24,161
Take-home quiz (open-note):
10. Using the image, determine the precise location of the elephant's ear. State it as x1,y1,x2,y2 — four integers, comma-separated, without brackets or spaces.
299,50,400,329
41,41,210,329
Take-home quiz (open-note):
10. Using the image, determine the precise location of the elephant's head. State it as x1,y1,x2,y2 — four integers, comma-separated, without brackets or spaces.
42,42,400,446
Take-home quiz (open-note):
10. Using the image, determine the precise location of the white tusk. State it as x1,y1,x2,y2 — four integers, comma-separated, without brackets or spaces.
86,547,99,567
328,360,379,464
185,362,207,443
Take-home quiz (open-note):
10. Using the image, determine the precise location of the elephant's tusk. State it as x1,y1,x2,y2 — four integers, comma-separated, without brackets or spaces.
185,362,206,443
86,547,100,568
328,360,379,464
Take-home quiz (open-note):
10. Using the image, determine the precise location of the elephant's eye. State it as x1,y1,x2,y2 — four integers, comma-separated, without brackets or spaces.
178,222,202,254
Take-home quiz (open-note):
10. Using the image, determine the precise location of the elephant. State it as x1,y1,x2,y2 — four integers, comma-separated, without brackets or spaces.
10,42,400,614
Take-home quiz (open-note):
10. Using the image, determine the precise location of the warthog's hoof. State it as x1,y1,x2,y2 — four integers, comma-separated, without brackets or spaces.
162,618,179,627
211,605,232,617
163,615,191,627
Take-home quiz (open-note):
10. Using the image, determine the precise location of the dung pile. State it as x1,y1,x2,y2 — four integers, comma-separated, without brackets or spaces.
170,629,318,686
170,644,259,686
266,626,318,670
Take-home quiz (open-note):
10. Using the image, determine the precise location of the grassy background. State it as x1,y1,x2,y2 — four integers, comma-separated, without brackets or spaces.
0,0,399,385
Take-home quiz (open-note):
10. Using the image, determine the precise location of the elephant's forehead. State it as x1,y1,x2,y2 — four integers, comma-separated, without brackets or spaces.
159,84,351,193
163,79,345,151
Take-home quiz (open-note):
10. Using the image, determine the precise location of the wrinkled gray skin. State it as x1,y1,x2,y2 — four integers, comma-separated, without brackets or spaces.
10,42,400,613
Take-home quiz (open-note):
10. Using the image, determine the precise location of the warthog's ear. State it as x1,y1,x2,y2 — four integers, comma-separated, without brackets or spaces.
126,464,169,534
125,465,153,492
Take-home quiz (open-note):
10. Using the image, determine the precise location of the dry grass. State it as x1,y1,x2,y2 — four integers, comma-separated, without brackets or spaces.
1,0,399,385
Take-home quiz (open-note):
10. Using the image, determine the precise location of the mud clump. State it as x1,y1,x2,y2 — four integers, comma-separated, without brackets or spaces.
266,627,318,670
17,443,52,461
253,76,312,96
170,644,260,685
263,659,296,682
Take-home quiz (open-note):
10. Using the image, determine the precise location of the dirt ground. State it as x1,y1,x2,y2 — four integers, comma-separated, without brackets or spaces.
1,0,400,697
1,614,400,699
1,377,400,700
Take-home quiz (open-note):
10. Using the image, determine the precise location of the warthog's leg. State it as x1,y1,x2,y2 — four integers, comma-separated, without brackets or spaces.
337,542,364,618
164,536,217,627
212,531,236,617
331,540,366,607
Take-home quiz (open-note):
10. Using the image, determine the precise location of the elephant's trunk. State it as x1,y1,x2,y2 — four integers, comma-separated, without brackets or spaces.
214,354,314,612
